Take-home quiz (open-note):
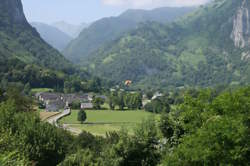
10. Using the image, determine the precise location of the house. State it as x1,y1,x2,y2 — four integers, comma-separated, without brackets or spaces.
81,102,93,110
152,92,163,100
35,92,94,111
38,92,62,103
46,99,65,112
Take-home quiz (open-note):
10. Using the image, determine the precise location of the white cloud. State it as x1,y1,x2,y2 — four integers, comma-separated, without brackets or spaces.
102,0,210,9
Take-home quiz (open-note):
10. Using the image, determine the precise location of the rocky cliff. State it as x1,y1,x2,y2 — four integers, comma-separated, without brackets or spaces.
231,0,250,48
0,0,27,25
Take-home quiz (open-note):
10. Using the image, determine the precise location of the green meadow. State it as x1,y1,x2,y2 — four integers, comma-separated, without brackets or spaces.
60,110,159,136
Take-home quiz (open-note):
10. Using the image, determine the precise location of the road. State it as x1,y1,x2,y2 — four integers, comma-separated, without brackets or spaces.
47,109,71,127
46,109,81,134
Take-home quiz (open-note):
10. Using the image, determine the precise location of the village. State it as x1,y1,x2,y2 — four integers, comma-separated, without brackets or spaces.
35,89,163,112
35,92,106,112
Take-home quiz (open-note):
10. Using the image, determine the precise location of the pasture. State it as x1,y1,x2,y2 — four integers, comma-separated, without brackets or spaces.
60,110,159,136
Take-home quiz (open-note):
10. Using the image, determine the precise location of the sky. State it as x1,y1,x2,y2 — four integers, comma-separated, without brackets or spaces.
22,0,210,25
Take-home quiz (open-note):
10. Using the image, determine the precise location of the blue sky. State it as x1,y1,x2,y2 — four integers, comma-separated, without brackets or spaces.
22,0,210,25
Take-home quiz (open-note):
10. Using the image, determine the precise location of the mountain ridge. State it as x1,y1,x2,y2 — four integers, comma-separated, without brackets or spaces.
81,0,250,89
63,6,195,63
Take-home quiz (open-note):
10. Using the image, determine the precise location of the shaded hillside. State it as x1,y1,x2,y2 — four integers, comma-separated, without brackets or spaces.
31,22,72,51
0,0,80,89
83,0,250,89
63,7,195,63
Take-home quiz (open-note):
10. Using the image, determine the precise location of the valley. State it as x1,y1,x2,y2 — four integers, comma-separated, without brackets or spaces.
1,0,250,165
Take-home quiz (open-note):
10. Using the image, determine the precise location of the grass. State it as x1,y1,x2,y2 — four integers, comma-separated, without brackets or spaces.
60,110,159,136
31,88,54,93
67,123,136,136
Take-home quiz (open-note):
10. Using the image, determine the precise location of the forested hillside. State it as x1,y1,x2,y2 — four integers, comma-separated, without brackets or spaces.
120,7,194,23
82,0,250,90
0,0,100,92
63,7,195,63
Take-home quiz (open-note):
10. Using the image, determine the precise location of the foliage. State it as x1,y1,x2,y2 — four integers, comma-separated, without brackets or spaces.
2,85,250,166
161,87,250,165
108,90,143,110
145,97,170,113
0,90,73,166
77,109,87,123
70,101,81,110
92,97,105,110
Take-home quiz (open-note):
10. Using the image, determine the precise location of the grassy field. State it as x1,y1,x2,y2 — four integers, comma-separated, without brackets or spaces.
31,88,54,93
60,110,159,136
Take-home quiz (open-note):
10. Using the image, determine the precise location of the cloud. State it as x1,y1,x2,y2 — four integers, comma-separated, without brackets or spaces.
102,0,210,9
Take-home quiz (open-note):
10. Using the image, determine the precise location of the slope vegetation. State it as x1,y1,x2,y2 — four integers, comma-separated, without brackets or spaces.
82,0,250,89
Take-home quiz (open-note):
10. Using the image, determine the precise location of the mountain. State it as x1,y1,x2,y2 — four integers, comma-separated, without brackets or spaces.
120,7,195,23
0,0,75,88
31,22,72,51
52,21,89,38
63,7,195,63
81,0,250,90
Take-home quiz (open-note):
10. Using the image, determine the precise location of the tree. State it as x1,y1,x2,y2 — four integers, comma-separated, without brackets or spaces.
93,97,105,110
6,86,33,112
0,88,4,102
124,92,142,110
23,83,31,95
78,109,87,124
159,113,175,139
145,97,170,113
146,91,154,100
70,101,81,109
115,92,125,110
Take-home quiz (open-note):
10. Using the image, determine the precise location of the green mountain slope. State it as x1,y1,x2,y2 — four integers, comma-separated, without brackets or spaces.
63,7,195,63
0,0,78,88
31,22,72,51
0,0,73,71
83,0,250,89
120,7,195,23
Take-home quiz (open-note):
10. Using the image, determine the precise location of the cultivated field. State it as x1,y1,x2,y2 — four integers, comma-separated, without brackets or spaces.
39,111,60,121
60,110,159,136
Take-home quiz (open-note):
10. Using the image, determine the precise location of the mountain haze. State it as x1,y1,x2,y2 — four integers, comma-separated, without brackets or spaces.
82,0,250,89
63,7,195,63
31,22,72,51
52,21,89,38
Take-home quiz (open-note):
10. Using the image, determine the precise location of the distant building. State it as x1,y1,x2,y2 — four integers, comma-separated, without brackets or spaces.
35,92,94,112
46,100,65,112
152,92,163,100
81,103,93,110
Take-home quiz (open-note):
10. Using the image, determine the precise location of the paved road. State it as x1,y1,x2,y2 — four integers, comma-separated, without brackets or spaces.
46,109,81,134
47,109,71,127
